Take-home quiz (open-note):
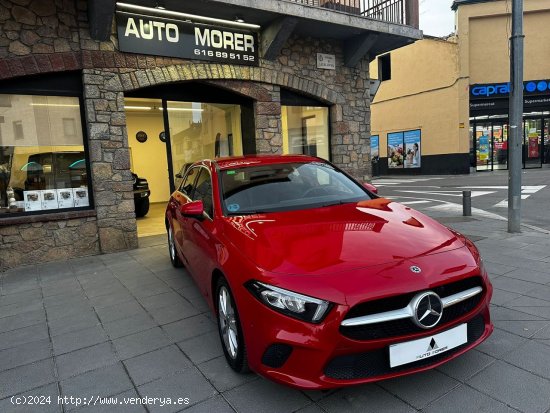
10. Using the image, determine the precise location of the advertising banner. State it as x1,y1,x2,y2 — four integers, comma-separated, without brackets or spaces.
116,11,259,66
528,134,540,158
387,132,404,169
371,135,379,161
404,130,421,168
478,135,490,161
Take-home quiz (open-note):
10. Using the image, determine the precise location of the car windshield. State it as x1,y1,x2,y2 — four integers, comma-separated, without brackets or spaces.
220,161,372,215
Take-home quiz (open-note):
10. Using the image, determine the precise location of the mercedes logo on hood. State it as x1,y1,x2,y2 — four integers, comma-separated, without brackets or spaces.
410,266,422,274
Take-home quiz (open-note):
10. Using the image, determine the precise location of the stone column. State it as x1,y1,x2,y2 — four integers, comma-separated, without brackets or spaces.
254,85,283,154
83,69,138,253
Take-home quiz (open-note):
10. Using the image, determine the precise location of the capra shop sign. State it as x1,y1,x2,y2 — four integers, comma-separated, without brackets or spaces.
116,11,259,66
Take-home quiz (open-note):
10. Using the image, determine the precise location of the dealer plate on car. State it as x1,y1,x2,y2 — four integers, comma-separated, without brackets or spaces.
389,324,467,368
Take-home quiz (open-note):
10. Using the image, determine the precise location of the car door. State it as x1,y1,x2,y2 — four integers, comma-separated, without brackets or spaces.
184,167,218,296
170,167,199,266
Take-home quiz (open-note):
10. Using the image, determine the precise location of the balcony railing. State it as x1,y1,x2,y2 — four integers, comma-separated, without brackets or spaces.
285,0,419,28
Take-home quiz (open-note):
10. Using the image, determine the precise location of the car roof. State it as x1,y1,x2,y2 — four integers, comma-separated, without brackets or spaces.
213,155,323,170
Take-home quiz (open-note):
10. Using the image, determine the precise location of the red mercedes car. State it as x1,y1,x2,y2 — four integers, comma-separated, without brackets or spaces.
165,155,493,389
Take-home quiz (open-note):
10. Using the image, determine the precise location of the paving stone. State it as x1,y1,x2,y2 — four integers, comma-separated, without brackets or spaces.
476,327,527,358
56,342,119,380
123,345,191,385
0,301,44,318
0,323,49,351
197,356,257,392
95,301,148,324
0,383,60,413
504,268,550,285
138,291,187,311
147,301,200,325
177,331,223,364
318,383,416,413
525,284,550,302
45,301,94,321
112,327,172,360
137,368,217,413
0,359,56,399
182,395,234,413
491,276,542,294
52,325,109,355
436,349,496,382
0,289,42,307
379,369,460,409
48,311,100,337
467,360,550,413
103,313,157,340
0,339,52,372
503,340,550,380
161,314,216,342
87,292,136,309
223,378,311,413
128,281,172,299
0,309,45,334
60,363,133,410
491,288,521,306
422,384,517,413
483,260,517,276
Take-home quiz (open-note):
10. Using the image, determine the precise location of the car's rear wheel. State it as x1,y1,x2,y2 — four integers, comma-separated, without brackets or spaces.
168,226,183,268
216,277,249,373
135,197,150,218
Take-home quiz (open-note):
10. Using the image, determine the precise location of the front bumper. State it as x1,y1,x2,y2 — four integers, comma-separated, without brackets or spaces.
237,282,493,389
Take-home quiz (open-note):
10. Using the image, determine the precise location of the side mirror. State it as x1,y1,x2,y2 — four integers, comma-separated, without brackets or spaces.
180,200,204,218
363,182,378,194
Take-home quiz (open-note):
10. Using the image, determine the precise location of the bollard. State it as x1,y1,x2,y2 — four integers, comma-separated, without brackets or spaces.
463,190,472,216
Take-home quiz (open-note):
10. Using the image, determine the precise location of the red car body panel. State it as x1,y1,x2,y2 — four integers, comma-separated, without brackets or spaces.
166,156,493,389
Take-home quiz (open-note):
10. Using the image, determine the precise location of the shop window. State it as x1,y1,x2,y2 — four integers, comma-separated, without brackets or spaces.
0,94,91,216
378,53,391,81
282,106,330,160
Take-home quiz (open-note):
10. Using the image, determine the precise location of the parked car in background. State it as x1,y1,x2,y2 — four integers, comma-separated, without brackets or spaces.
165,155,493,389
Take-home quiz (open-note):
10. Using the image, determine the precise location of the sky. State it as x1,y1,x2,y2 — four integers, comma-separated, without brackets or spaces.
419,0,456,37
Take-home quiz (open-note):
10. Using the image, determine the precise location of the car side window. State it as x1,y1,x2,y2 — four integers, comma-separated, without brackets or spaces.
192,168,214,219
180,167,198,197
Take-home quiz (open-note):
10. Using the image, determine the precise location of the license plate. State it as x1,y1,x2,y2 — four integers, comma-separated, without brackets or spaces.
389,324,467,368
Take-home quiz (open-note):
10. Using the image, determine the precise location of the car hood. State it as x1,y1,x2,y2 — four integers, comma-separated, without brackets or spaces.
222,198,466,276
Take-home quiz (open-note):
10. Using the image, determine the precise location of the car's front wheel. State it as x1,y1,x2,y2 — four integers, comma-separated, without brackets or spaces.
135,197,150,218
167,226,183,268
216,277,249,373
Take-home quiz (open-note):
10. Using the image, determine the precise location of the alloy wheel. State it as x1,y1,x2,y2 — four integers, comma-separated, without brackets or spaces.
218,286,239,359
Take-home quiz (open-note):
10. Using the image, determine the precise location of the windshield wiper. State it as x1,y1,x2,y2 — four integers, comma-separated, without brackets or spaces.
320,200,354,207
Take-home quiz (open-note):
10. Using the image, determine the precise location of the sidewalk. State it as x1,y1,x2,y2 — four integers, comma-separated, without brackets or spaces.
1,208,550,413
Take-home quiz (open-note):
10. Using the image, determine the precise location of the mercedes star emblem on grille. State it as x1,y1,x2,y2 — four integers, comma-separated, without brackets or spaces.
411,292,443,329
410,266,422,274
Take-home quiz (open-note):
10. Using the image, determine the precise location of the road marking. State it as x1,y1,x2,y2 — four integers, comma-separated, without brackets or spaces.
399,200,432,205
492,185,546,208
396,190,497,198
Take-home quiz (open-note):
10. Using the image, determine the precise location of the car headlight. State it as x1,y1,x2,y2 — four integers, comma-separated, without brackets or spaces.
246,281,331,323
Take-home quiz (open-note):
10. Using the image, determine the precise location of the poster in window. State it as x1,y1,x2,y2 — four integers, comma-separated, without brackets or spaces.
387,132,404,168
73,187,89,207
41,190,59,211
57,188,75,209
24,190,41,212
404,130,421,168
371,135,379,162
478,135,489,161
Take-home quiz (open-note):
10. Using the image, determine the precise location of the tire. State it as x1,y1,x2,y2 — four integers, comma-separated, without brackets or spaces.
135,197,150,218
167,225,183,268
216,277,249,373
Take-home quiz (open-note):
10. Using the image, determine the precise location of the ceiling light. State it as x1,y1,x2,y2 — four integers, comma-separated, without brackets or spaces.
155,1,166,10
235,16,245,23
30,103,80,107
124,106,153,110
116,2,261,30
158,107,204,112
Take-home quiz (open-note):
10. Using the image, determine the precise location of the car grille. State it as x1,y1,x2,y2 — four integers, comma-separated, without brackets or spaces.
340,277,484,341
325,314,486,380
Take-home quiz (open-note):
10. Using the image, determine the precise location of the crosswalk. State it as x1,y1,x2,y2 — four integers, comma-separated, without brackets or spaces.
372,178,445,187
492,185,547,208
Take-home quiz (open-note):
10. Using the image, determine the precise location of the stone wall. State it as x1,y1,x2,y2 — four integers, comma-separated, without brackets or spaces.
0,213,99,271
0,0,372,269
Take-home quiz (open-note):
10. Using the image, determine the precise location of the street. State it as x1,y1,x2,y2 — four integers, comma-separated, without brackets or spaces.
373,167,550,231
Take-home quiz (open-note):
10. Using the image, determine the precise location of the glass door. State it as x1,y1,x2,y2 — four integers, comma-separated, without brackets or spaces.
475,122,492,171
492,122,508,170
524,118,542,168
165,101,244,191
544,119,550,164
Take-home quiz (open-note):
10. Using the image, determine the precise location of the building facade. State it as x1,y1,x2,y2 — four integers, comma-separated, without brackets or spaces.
370,0,550,175
0,0,421,269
